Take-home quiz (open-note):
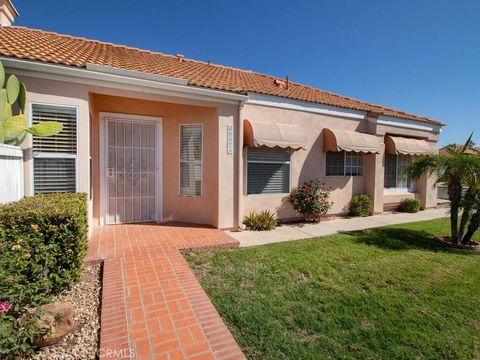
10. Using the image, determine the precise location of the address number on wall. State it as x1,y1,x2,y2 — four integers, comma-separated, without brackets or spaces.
227,125,233,155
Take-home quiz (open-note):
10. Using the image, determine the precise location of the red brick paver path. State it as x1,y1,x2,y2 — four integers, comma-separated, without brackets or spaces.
85,223,245,360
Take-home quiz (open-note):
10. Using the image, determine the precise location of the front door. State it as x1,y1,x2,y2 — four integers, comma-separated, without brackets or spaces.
105,117,159,224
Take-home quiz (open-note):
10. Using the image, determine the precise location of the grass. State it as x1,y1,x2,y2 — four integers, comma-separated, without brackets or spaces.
184,218,480,360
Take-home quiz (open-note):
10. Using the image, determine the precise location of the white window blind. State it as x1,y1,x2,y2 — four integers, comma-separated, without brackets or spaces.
180,124,202,196
32,104,77,194
384,154,413,189
326,151,364,176
247,148,290,194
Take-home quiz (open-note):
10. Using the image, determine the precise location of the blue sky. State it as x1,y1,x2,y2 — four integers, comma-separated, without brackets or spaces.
13,0,479,146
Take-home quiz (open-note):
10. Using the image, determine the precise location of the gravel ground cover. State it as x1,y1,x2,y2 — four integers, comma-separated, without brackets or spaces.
32,265,102,360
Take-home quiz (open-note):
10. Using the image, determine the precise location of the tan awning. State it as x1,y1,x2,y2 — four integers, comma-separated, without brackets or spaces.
244,119,307,150
323,128,383,154
385,135,436,155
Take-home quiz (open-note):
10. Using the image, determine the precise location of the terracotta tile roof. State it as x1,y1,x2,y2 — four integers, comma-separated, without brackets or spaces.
0,26,443,125
440,145,480,155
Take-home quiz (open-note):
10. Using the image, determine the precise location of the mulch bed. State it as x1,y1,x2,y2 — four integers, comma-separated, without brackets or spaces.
31,264,102,360
434,236,480,251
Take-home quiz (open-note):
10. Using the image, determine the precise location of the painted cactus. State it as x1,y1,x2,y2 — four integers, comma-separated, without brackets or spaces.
0,60,63,146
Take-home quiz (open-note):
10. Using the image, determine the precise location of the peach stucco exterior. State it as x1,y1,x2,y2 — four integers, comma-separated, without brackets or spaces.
12,69,440,231
241,103,439,220
16,74,239,230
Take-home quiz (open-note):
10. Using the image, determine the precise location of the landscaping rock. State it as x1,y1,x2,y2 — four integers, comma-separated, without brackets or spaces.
34,302,74,347
32,265,101,360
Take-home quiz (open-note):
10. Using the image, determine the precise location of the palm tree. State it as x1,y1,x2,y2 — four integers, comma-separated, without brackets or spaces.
405,134,480,244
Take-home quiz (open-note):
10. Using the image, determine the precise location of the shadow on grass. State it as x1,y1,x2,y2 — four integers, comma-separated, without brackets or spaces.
344,227,479,254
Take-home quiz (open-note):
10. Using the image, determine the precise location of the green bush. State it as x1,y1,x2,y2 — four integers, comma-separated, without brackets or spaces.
399,198,421,213
350,194,373,217
289,180,333,222
0,193,88,357
243,210,277,231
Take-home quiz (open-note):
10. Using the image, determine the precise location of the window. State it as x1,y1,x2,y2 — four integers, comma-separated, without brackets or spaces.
247,147,290,194
180,124,202,196
384,154,413,189
32,104,77,194
326,151,364,176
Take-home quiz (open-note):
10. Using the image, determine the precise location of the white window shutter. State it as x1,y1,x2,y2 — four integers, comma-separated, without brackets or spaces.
32,104,77,194
180,124,202,196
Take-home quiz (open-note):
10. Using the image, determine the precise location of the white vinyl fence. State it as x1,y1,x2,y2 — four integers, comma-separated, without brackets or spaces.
0,144,24,204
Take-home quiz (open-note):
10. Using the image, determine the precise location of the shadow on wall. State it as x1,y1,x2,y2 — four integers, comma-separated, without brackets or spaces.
298,131,323,183
275,196,300,222
297,130,366,214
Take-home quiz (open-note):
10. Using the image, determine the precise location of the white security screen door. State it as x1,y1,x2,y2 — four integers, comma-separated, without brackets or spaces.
105,118,158,224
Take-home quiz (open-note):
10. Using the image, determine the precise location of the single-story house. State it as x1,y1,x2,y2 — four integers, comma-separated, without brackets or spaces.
0,1,443,230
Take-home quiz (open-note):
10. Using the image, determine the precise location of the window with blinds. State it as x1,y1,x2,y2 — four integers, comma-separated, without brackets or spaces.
180,124,202,196
325,152,345,176
32,104,77,194
326,151,364,176
247,148,290,195
384,154,413,189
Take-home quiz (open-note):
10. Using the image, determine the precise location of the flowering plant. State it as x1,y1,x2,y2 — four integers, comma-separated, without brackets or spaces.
0,301,12,313
288,180,333,222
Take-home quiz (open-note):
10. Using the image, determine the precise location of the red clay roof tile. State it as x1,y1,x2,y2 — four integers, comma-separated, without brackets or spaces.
0,26,443,125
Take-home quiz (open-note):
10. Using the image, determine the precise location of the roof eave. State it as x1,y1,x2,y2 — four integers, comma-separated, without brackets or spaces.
0,56,248,103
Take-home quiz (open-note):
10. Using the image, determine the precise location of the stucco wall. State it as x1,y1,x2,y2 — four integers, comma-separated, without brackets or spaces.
242,103,370,220
242,104,441,222
16,76,92,228
90,94,222,227
12,73,440,229
14,75,238,229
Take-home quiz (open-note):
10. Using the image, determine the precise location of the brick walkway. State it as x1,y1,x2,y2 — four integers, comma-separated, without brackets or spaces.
85,223,245,360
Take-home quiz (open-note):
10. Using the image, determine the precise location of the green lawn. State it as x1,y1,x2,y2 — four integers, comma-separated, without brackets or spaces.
184,218,480,360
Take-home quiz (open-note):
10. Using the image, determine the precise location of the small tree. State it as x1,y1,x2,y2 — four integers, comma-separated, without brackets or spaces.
0,60,62,146
405,134,480,244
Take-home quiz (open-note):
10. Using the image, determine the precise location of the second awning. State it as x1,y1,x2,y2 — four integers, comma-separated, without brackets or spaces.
323,128,383,154
244,119,307,150
385,135,436,155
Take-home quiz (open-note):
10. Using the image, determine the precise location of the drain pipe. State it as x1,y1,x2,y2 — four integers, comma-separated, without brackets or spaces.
235,101,245,230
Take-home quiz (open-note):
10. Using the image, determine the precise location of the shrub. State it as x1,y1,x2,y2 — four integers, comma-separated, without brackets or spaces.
0,193,88,357
350,194,373,217
399,198,421,213
243,210,277,231
289,180,333,222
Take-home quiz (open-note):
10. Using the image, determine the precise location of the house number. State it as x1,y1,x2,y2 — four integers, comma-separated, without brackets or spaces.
227,125,233,154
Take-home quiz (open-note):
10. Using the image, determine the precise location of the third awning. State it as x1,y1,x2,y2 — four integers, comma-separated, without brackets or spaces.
323,128,383,154
385,135,436,155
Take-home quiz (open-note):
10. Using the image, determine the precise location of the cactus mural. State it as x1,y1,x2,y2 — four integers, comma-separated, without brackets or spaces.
0,60,63,146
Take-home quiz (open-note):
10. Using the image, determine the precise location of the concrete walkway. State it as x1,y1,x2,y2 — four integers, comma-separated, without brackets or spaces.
228,208,448,247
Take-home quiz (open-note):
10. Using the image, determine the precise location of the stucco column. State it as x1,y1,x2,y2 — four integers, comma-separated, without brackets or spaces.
416,174,437,209
217,103,238,229
364,150,385,214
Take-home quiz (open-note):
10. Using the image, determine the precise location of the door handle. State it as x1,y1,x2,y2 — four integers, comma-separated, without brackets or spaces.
106,168,114,177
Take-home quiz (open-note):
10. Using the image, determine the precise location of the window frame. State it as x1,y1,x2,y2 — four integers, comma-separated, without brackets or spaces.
325,151,364,177
246,147,292,196
384,153,414,191
29,102,79,195
179,123,203,197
